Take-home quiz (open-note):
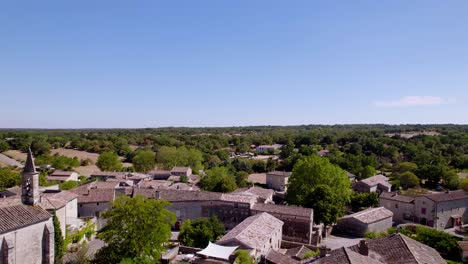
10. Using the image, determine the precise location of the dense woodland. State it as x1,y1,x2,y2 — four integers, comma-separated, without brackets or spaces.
1,125,468,192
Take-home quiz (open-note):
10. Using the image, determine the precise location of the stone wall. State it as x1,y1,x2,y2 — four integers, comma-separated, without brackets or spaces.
0,218,54,264
78,202,112,218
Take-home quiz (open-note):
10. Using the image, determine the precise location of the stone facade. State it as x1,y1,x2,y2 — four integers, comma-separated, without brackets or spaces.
266,171,291,192
336,207,393,237
380,190,468,229
0,218,54,264
353,175,391,194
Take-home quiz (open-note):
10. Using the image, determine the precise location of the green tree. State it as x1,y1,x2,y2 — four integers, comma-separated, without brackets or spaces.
234,250,254,264
31,138,51,156
399,171,419,189
53,211,64,263
360,165,376,179
60,180,80,190
132,150,156,173
93,195,176,264
394,162,418,173
178,216,225,248
200,167,237,193
459,178,468,191
0,140,10,152
349,192,379,212
286,156,351,225
96,151,122,171
0,168,21,190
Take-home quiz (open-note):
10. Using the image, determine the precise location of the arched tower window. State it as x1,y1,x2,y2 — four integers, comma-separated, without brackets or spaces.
0,238,9,264
42,226,51,264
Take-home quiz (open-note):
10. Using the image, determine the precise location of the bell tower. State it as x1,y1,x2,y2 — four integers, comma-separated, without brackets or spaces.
22,147,40,205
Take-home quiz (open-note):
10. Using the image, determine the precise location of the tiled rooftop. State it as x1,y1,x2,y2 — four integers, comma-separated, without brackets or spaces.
342,207,393,224
218,212,283,250
252,203,313,218
0,203,51,234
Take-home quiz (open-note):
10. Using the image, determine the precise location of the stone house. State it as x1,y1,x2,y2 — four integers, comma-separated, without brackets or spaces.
0,201,55,264
318,233,445,264
217,212,283,261
232,187,274,203
39,190,79,237
379,192,415,225
251,203,315,245
335,207,393,237
71,183,116,218
266,171,291,192
380,190,468,229
171,167,192,177
48,170,79,183
0,148,55,264
133,189,316,244
353,175,391,193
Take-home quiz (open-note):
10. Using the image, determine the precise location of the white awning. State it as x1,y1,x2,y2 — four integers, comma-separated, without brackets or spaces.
197,242,238,260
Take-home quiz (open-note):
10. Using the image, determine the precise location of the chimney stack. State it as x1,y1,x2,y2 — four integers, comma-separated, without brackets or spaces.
358,240,369,256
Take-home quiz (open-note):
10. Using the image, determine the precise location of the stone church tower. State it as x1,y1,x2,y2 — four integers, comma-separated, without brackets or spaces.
21,147,40,205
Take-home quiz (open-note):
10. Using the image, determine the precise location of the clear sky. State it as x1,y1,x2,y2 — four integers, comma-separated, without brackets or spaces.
1,1,467,128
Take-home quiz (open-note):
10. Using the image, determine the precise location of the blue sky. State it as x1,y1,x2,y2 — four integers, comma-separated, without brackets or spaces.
1,1,467,128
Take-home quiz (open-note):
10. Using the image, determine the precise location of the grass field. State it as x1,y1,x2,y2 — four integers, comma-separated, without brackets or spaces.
3,150,27,162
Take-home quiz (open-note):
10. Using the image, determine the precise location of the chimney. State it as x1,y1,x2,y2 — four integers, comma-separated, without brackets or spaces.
358,240,369,256
155,191,160,200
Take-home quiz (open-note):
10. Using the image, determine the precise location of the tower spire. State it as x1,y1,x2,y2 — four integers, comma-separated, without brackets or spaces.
22,146,40,205
24,147,37,173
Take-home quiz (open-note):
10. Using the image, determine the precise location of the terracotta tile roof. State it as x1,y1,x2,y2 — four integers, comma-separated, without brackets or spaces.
380,192,415,203
316,247,381,264
267,171,292,177
360,175,389,187
348,234,445,264
39,190,78,210
0,203,51,234
218,212,283,250
90,171,127,178
266,249,300,264
424,190,468,202
168,182,195,191
72,188,115,204
252,203,313,218
50,170,75,176
285,245,313,260
133,189,222,202
233,187,273,201
220,193,257,204
0,186,21,198
341,207,393,224
137,180,172,189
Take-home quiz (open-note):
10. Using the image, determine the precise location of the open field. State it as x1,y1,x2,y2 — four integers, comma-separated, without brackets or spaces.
51,148,132,167
385,131,441,138
2,150,27,162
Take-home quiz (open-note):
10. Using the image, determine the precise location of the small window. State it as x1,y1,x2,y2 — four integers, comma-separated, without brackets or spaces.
395,203,398,208
421,208,426,215
97,203,100,206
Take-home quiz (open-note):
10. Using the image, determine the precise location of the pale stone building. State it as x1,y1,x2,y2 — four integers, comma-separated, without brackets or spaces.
335,207,393,237
0,148,55,264
353,174,391,193
39,190,79,237
217,212,283,260
48,170,79,183
170,167,192,177
266,171,291,192
318,233,445,264
380,190,468,229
